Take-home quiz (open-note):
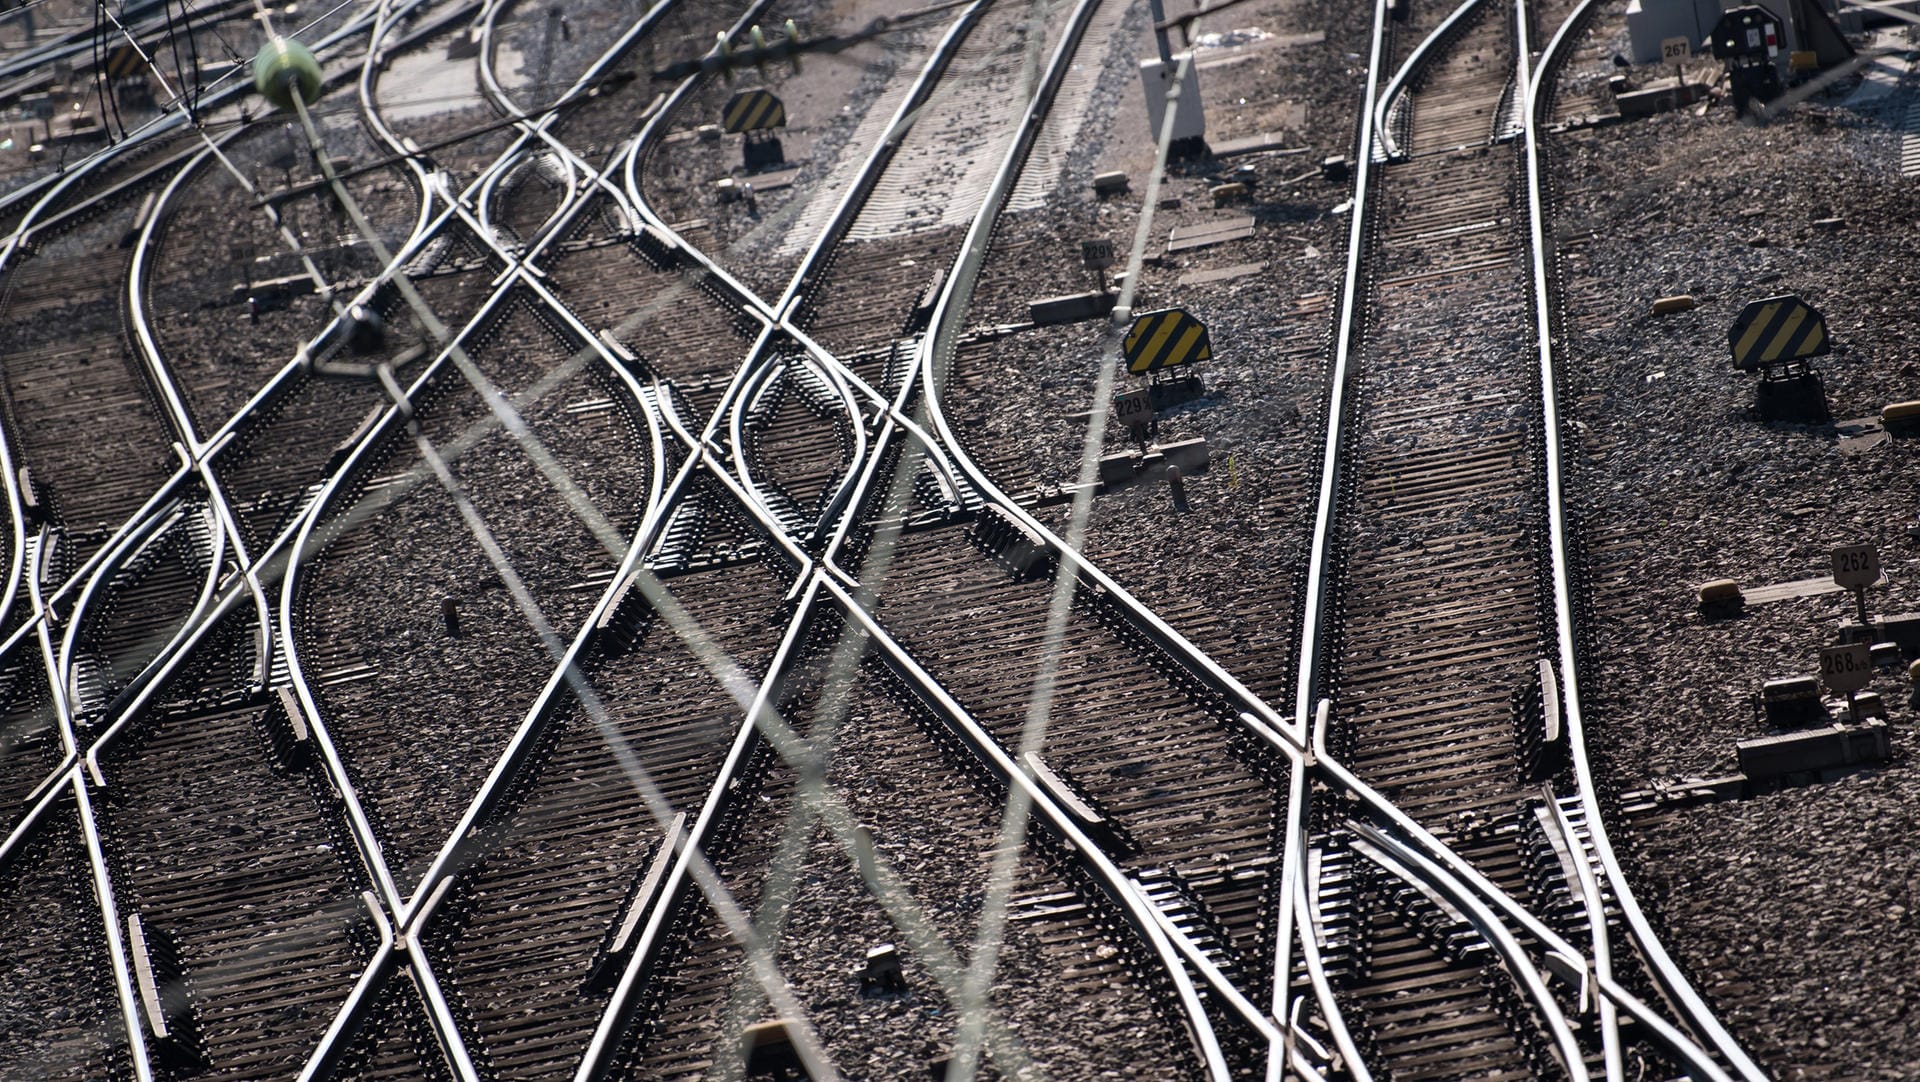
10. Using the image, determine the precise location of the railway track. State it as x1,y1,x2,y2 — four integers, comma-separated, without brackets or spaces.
555,0,1293,1076
1310,0,1619,1075
1282,0,1766,1078
0,192,181,567
89,614,377,1081
0,0,1796,1073
0,0,748,1074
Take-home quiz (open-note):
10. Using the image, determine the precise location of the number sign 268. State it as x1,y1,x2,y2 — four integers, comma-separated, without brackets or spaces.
1819,643,1872,693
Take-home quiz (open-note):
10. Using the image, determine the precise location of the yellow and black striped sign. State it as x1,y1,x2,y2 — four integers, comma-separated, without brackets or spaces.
1728,294,1829,370
104,44,145,80
1123,307,1211,375
722,89,786,133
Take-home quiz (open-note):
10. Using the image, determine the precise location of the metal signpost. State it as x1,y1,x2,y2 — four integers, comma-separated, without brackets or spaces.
1819,642,1873,723
1831,542,1880,626
1661,35,1690,84
1082,238,1115,291
1728,293,1831,420
1113,387,1156,446
723,88,787,169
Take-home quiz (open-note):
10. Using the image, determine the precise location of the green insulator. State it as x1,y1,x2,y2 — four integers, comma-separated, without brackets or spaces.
252,37,322,110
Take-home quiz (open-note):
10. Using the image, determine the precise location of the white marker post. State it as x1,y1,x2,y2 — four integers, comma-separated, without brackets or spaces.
1820,642,1873,724
1831,542,1881,627
1113,387,1156,449
1082,237,1115,293
1661,35,1690,87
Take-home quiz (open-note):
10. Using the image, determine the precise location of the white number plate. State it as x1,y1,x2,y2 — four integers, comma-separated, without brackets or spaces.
1113,389,1155,426
1831,543,1880,589
1819,643,1873,695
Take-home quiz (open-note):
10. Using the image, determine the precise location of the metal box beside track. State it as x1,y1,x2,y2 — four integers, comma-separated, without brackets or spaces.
1736,720,1890,782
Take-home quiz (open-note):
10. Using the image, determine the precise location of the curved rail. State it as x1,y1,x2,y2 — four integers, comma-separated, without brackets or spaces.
582,0,1253,1073
1374,0,1488,160
1283,0,1762,1071
1522,0,1766,1075
0,5,382,223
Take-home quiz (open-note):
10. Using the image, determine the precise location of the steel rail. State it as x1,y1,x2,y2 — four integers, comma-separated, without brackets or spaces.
32,502,221,1082
0,537,70,851
0,16,541,1074
577,0,1240,1072
575,10,1051,1075
729,336,869,542
70,772,155,1081
1506,4,1628,1076
1522,0,1766,1075
867,1,1470,1067
1276,0,1752,1068
821,576,1235,1080
136,0,712,932
876,79,1612,1080
268,0,819,1070
908,96,1303,753
572,571,844,1082
378,300,752,931
56,502,224,737
0,0,462,635
22,483,157,1079
271,0,676,936
614,0,987,544
775,0,1261,1063
0,118,239,655
0,350,29,648
1374,0,1490,160
354,0,445,253
198,473,280,703
805,0,1117,566
295,891,396,1082
0,732,74,864
0,2,382,221
1291,837,1374,1081
471,0,641,236
1293,0,1561,958
260,0,697,958
1348,820,1593,1080
1269,0,1392,1070
1275,703,1374,1082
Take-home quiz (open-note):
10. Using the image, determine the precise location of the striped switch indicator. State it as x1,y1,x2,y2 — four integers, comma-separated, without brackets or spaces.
1728,293,1830,370
104,44,145,79
1123,307,1212,375
722,88,786,133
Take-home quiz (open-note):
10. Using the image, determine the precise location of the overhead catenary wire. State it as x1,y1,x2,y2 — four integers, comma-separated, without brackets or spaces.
26,0,1244,1074
255,15,901,1073
941,24,1218,1082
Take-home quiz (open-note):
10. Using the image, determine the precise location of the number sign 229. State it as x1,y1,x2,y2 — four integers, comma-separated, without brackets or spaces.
1113,389,1156,427
1819,643,1872,694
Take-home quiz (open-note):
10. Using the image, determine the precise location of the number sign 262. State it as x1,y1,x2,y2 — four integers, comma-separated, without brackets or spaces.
1831,543,1880,589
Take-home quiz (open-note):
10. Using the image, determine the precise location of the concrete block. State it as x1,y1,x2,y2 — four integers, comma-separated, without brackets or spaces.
1029,291,1116,326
